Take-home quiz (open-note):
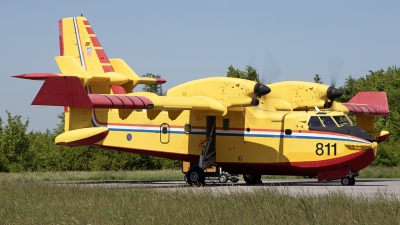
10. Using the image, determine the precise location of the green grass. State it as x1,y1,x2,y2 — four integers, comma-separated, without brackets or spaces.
358,166,400,178
1,168,400,224
0,170,184,182
0,180,399,224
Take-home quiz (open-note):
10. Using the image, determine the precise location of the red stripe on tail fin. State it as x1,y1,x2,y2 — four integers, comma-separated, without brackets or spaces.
58,19,64,56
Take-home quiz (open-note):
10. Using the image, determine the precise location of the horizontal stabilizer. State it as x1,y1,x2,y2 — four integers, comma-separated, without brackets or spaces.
343,92,389,116
56,127,109,147
13,73,59,80
138,77,166,84
55,56,91,86
109,59,166,85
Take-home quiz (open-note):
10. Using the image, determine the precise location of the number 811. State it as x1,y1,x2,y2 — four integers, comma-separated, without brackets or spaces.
316,143,337,156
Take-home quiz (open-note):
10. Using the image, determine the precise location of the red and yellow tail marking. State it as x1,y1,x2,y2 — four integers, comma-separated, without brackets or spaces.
58,16,115,75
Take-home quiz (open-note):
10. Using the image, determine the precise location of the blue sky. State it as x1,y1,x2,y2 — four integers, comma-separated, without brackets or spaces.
1,1,399,131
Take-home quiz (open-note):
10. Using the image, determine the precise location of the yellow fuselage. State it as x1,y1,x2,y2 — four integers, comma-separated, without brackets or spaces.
82,107,377,177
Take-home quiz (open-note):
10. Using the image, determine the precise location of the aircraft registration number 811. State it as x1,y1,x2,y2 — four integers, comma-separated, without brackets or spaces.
315,143,337,156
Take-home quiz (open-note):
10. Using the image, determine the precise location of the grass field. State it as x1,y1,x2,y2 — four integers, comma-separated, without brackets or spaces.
1,167,400,224
0,179,399,224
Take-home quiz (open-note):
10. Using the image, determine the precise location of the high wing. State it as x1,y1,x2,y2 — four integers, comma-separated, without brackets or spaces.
28,76,228,120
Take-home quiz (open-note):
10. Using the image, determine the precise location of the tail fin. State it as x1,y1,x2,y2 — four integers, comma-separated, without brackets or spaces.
59,16,166,93
59,16,112,76
14,16,167,133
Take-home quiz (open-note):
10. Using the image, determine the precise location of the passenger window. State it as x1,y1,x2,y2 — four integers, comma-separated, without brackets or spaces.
308,116,323,128
320,116,337,127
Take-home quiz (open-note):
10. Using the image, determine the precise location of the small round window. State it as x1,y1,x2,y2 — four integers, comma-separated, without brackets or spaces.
184,123,192,133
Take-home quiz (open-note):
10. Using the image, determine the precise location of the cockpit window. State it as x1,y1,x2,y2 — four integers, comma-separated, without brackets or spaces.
320,116,337,127
308,116,323,128
333,115,353,126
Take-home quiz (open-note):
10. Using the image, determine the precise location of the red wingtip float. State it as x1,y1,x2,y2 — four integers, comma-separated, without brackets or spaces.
15,16,390,186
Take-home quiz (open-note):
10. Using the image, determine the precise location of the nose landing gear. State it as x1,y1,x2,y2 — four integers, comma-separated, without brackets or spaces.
341,176,356,185
340,171,358,186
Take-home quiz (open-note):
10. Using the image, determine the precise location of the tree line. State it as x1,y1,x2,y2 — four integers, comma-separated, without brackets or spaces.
1,67,399,172
0,111,181,172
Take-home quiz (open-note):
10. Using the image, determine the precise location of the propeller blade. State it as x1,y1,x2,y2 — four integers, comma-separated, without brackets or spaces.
261,52,280,84
328,56,344,87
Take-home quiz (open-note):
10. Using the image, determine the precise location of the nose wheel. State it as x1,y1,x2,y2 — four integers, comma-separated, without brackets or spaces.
341,176,356,186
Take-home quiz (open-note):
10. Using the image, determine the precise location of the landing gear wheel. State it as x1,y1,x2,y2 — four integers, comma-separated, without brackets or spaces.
184,174,188,183
341,177,353,186
218,174,228,183
350,177,356,185
243,174,262,185
187,166,205,186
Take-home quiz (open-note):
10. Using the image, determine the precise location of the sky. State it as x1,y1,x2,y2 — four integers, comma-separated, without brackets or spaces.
1,1,399,132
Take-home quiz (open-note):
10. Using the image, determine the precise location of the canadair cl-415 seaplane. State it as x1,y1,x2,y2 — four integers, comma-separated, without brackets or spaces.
15,16,390,186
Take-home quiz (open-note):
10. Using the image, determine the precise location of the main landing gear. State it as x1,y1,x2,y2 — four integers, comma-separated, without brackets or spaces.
243,174,262,185
186,166,206,186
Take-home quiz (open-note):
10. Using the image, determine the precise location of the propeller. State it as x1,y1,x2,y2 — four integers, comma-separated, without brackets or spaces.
260,52,281,84
328,56,344,88
251,83,271,106
324,56,345,108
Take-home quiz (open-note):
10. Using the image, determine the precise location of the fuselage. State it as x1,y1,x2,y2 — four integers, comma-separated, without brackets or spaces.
90,106,377,177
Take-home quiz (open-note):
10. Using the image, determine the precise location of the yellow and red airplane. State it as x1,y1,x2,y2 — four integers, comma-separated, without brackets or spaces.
15,16,390,186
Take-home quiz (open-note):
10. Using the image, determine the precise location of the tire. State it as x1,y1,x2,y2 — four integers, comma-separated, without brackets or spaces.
243,174,262,185
341,177,351,186
350,177,356,185
184,174,188,183
187,166,205,186
218,174,228,183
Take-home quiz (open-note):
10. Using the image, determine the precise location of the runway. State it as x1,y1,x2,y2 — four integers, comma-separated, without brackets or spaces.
58,178,400,197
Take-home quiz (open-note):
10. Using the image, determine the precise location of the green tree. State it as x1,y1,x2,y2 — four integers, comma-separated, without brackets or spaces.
0,111,31,171
313,74,322,84
338,66,400,166
227,65,260,82
141,73,163,95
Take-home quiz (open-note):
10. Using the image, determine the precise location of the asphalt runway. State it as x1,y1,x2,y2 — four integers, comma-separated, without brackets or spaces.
59,178,400,197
